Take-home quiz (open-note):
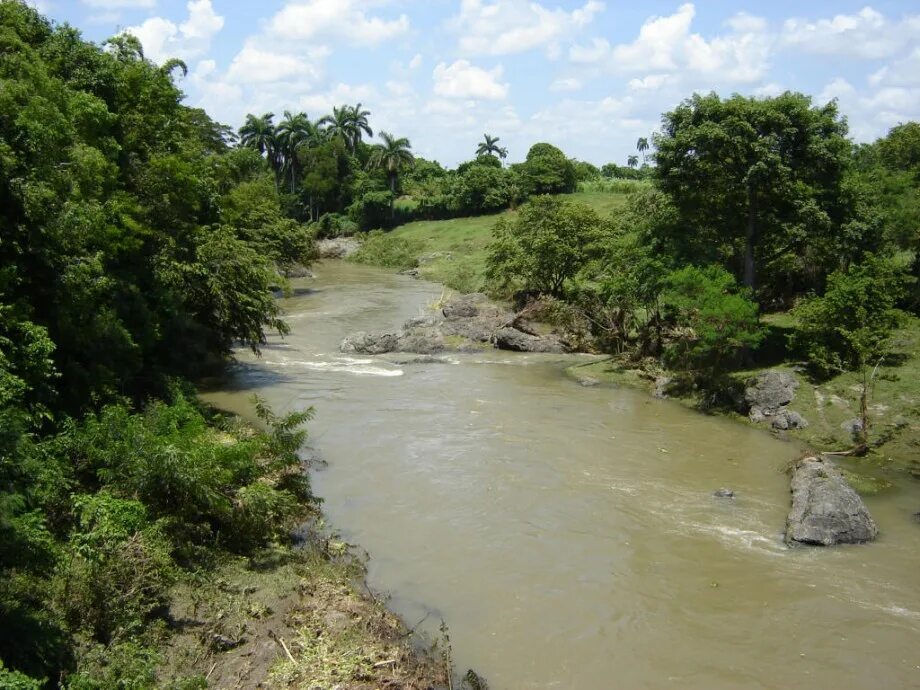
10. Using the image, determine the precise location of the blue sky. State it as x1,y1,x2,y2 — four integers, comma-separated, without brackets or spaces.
34,0,920,166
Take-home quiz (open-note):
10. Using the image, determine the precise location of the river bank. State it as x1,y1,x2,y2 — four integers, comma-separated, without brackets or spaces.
203,262,920,690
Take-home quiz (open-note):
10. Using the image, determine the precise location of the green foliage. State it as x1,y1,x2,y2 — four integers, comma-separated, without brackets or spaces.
349,190,396,229
520,142,577,195
351,230,422,270
791,256,912,377
486,196,602,297
654,92,854,302
0,660,43,690
660,266,764,375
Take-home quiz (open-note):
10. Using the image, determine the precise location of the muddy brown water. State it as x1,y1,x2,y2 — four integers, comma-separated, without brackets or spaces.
201,261,920,690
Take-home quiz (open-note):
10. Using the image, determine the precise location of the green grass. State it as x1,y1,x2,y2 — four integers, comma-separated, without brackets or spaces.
380,190,632,291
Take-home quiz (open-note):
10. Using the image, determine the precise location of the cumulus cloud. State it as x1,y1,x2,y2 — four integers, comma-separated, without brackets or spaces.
266,0,409,46
124,0,223,63
870,48,920,88
451,0,603,56
569,4,771,84
781,7,920,60
550,78,582,92
433,60,509,100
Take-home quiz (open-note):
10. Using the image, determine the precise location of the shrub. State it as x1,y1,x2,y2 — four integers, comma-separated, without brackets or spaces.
661,266,764,375
351,230,422,270
520,143,576,195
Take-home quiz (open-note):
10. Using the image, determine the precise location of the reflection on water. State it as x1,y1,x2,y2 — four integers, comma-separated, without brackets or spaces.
202,261,920,690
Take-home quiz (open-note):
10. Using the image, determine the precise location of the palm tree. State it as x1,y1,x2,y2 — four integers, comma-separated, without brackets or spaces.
476,133,504,159
368,132,414,214
348,103,373,150
318,106,353,149
239,112,282,188
275,110,315,193
627,154,639,169
636,136,649,164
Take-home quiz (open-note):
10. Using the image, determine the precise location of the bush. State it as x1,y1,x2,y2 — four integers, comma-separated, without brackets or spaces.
660,266,764,376
351,230,422,270
348,191,395,230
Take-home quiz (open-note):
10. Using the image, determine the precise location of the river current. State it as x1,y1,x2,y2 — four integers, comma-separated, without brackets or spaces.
201,261,920,690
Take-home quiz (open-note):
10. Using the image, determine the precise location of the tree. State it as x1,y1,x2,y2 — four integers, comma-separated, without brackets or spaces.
791,256,913,449
348,103,373,150
476,133,506,162
274,110,314,193
520,142,576,195
636,136,649,163
660,265,764,379
627,154,639,169
319,104,372,153
654,92,852,299
239,112,281,188
485,196,602,298
368,131,414,199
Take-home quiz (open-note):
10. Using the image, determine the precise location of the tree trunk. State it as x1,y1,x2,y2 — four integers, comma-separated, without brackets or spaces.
743,185,758,291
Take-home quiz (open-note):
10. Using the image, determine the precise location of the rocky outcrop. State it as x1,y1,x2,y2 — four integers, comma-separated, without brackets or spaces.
771,409,809,430
713,488,735,499
785,457,879,546
317,237,361,259
494,327,565,353
339,292,575,356
743,370,809,431
339,331,400,355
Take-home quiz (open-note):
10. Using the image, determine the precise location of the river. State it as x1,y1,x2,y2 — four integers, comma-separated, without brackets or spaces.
201,261,920,690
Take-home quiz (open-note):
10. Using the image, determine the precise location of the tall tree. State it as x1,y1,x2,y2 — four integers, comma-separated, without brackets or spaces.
627,154,639,169
368,132,414,214
636,136,649,163
274,110,314,193
476,134,504,159
654,92,852,298
348,103,373,150
239,112,281,188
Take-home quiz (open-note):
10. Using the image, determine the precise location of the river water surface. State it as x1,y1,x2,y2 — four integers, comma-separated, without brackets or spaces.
202,261,920,690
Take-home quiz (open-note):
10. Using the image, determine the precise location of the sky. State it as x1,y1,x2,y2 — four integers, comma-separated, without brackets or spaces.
32,0,920,167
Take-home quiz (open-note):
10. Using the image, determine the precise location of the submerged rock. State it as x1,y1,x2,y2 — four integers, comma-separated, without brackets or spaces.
654,375,673,399
785,457,879,546
713,488,735,499
745,370,799,422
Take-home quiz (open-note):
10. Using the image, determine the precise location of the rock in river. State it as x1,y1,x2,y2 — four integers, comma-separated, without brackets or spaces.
785,457,879,546
340,331,399,355
494,327,565,354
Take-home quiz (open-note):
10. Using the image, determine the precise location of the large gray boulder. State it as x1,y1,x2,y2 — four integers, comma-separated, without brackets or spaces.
745,370,799,422
395,331,444,354
494,327,565,353
785,457,879,546
317,237,360,259
339,331,399,355
772,409,809,430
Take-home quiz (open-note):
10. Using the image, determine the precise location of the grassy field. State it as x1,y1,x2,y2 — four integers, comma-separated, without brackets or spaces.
379,189,632,292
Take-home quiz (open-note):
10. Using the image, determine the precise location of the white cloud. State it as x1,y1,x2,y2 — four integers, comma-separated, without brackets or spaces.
225,43,327,85
451,0,603,56
550,77,582,92
570,4,770,84
433,60,509,100
870,48,920,87
752,82,784,97
409,54,423,70
266,0,409,46
124,0,223,63
781,7,920,59
627,74,671,91
297,83,379,116
83,0,155,7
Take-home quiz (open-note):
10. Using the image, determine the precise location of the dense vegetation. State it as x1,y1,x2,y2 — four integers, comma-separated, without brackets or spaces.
0,3,322,685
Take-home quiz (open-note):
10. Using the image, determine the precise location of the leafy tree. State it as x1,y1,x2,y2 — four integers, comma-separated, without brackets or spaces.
791,256,912,448
485,196,602,297
520,142,576,195
239,112,280,186
660,265,764,377
654,92,853,299
274,110,314,193
627,155,639,169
